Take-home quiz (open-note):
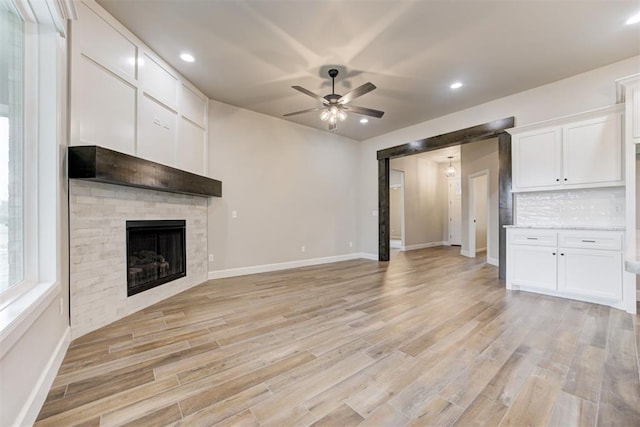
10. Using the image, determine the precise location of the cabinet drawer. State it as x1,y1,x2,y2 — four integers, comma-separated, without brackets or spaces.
509,229,557,246
558,232,622,251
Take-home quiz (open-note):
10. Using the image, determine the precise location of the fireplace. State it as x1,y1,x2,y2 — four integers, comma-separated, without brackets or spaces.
126,220,186,296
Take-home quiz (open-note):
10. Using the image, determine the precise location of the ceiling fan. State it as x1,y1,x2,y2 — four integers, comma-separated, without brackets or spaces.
284,68,384,131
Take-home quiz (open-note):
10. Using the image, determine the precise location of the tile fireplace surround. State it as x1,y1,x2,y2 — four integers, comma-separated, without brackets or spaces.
69,180,208,338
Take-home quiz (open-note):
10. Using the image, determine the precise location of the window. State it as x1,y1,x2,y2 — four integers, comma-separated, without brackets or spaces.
0,1,24,293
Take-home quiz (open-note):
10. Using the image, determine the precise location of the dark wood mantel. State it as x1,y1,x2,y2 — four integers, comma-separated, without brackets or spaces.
68,146,222,197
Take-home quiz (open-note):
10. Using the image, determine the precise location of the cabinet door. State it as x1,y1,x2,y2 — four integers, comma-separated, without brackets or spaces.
557,248,622,300
563,114,622,186
512,128,562,190
510,245,557,290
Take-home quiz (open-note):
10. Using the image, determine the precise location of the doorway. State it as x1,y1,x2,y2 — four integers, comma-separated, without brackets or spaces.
375,117,514,279
389,169,405,249
468,171,489,259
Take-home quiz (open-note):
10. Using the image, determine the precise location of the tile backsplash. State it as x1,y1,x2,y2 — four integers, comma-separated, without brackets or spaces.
515,187,625,228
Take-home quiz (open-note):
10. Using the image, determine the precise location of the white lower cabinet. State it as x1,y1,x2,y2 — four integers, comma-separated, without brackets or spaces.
511,245,557,291
558,248,622,301
507,228,623,307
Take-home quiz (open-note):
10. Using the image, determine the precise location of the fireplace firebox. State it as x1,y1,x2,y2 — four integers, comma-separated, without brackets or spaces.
126,220,186,296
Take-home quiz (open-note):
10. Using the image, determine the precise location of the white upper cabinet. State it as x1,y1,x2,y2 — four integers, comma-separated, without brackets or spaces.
509,105,623,192
562,114,622,186
617,74,640,144
512,128,562,189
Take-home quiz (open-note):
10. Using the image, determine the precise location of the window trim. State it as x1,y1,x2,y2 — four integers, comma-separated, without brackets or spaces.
0,0,74,333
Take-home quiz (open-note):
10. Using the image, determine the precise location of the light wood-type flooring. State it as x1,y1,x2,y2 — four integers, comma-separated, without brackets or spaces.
36,246,640,426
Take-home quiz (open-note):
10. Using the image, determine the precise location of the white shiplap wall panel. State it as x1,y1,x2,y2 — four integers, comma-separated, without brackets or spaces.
181,84,207,128
138,95,178,166
77,56,136,154
70,0,209,174
177,118,206,175
140,53,179,111
75,2,136,81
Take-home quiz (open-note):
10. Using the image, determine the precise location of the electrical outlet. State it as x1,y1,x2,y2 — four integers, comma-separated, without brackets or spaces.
301,246,306,253
208,254,214,262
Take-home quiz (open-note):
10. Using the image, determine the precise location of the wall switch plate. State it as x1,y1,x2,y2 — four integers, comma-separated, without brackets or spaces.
301,246,306,253
208,254,214,262
231,210,237,218
372,210,378,217
349,241,353,248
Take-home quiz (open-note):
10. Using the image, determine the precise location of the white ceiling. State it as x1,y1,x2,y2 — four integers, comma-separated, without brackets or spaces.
96,0,640,141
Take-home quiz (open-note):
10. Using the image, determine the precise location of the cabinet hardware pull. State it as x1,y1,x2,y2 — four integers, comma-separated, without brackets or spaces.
564,178,568,181
581,239,596,243
526,237,538,240
552,252,556,255
560,253,565,256
556,178,560,182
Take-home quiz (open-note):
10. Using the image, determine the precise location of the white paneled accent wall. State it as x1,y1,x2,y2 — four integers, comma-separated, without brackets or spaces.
70,0,208,175
515,188,625,228
69,181,208,338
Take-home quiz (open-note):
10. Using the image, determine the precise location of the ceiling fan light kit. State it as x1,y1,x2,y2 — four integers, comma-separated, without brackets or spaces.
285,68,384,131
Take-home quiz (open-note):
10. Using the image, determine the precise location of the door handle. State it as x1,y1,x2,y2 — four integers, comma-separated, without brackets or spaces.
581,239,596,243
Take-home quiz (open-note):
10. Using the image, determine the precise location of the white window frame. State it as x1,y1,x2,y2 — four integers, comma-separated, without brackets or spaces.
0,0,74,343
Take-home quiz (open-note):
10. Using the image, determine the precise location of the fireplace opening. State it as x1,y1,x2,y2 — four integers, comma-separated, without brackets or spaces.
126,220,186,297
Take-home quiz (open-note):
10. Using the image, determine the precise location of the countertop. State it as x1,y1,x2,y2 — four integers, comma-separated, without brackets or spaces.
504,225,625,231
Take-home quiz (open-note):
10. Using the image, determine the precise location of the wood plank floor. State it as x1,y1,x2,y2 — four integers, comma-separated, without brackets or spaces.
36,246,640,426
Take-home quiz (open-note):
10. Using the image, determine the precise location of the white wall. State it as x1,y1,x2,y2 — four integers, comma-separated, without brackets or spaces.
389,156,444,248
207,100,362,272
472,174,488,251
358,56,640,255
461,140,499,262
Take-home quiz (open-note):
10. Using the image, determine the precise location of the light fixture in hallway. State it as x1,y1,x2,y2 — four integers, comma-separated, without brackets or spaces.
445,156,456,177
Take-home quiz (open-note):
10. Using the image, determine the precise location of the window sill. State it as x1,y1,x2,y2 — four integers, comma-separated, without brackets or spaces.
0,281,61,359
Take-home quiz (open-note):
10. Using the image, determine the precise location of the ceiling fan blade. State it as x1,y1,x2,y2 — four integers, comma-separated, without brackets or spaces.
283,107,325,117
338,82,376,105
344,105,385,118
292,86,329,105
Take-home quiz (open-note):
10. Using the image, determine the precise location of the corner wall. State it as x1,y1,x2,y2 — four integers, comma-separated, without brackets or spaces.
207,100,363,274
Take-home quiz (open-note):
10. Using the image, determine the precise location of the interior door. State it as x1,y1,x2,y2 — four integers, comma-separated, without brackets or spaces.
448,178,461,245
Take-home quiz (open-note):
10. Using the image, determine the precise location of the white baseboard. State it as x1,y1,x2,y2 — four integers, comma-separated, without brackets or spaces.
487,257,499,266
402,241,446,251
208,253,378,280
476,247,487,253
460,249,470,257
360,252,379,261
18,326,70,427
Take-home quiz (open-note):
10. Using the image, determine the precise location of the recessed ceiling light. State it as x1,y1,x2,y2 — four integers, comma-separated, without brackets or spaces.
180,52,195,63
360,118,369,124
626,11,640,25
450,82,463,89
